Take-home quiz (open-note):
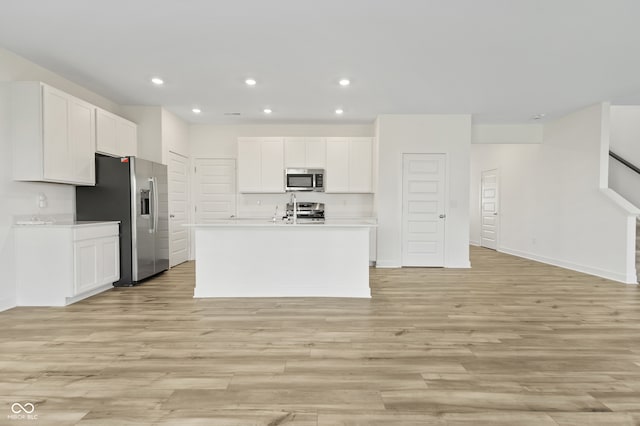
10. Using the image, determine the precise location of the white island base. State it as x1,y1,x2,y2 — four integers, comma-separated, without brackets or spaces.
192,222,372,298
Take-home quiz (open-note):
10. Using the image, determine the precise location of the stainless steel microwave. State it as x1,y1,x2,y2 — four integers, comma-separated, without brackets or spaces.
285,168,324,192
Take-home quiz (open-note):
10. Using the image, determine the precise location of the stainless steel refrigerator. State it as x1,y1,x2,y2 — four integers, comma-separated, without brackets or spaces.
76,154,169,286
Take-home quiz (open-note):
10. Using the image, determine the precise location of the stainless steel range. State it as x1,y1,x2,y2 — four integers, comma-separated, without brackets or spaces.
285,202,325,223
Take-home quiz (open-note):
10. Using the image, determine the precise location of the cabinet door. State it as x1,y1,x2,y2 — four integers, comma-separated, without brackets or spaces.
117,119,137,157
100,236,120,284
237,138,262,192
42,85,71,182
284,138,306,168
261,139,284,192
96,109,118,155
348,138,373,192
69,98,96,185
305,138,326,168
325,138,350,192
74,240,99,295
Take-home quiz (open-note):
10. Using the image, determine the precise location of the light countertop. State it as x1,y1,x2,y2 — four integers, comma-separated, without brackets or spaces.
14,220,120,228
185,218,377,228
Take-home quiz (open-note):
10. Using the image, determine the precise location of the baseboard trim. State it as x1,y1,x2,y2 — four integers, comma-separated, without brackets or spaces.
499,246,637,284
0,297,16,312
375,262,401,268
470,240,481,246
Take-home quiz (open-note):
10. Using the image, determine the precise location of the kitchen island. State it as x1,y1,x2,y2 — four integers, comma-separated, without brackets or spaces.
187,219,376,298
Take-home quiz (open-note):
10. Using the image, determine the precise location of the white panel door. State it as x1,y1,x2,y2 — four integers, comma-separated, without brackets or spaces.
168,152,190,267
401,153,446,267
194,159,237,223
481,169,499,250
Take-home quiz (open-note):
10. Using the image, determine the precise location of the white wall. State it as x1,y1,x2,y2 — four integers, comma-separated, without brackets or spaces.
121,106,163,163
161,108,190,160
609,106,640,208
375,114,472,268
0,47,121,311
470,103,636,283
472,124,543,144
120,106,189,164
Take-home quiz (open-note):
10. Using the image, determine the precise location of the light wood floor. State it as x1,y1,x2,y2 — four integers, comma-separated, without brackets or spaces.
2,246,640,425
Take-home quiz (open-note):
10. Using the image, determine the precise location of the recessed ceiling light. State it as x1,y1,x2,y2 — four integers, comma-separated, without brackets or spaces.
531,113,546,120
335,108,344,115
151,77,164,85
263,108,272,114
339,79,350,86
192,108,201,114
245,78,257,86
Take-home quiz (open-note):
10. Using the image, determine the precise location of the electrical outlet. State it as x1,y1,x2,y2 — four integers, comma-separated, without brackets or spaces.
37,193,47,209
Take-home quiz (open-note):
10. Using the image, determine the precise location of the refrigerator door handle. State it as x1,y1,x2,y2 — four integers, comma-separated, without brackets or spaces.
153,176,159,233
148,177,155,233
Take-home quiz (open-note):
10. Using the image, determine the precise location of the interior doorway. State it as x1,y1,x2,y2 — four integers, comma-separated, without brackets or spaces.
480,168,499,250
401,153,446,266
168,151,190,267
193,158,237,223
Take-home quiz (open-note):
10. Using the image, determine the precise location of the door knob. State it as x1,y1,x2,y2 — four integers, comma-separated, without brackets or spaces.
493,212,498,216
169,214,175,218
439,214,446,219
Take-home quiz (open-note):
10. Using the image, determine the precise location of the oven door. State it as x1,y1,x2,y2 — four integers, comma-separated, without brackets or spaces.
286,173,314,191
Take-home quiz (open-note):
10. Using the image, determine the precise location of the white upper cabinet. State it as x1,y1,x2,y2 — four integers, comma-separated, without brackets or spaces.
305,138,327,168
238,137,284,193
348,137,373,192
261,138,285,192
284,138,306,167
325,138,350,192
284,137,326,168
325,137,373,193
96,108,137,157
11,82,96,185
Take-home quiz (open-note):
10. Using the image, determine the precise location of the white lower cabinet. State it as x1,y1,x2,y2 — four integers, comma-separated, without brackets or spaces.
15,222,120,306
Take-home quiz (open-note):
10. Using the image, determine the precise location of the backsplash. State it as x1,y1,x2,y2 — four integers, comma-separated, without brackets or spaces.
237,193,374,219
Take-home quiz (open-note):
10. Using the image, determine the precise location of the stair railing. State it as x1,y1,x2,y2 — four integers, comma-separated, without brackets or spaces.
610,151,640,175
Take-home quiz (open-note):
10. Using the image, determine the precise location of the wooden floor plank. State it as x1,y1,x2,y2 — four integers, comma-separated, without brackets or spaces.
1,246,640,424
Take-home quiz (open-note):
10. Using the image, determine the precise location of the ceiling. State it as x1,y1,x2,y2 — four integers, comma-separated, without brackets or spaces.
1,0,639,125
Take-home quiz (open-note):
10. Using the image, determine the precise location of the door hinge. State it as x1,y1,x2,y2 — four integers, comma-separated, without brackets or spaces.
194,166,197,173
195,205,198,212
